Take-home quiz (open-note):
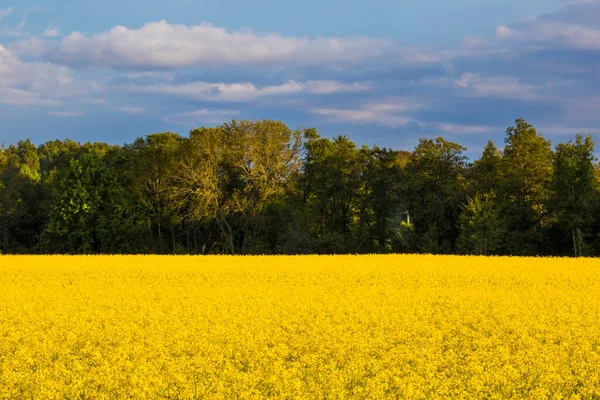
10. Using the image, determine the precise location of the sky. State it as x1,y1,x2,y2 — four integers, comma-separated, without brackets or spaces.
1,0,600,158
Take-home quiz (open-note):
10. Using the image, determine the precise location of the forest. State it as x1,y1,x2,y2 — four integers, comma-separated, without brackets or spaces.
1,118,598,256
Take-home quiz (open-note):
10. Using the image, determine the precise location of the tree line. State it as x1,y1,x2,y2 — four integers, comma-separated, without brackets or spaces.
1,118,599,256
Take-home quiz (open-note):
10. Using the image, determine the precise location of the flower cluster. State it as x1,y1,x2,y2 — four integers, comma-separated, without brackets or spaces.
1,255,599,398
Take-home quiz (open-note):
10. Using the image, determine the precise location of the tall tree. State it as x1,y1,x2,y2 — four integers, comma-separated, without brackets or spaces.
500,119,553,254
0,141,42,252
125,132,183,252
457,192,503,255
301,134,363,253
551,134,597,256
357,146,407,252
176,120,302,254
405,137,467,253
472,140,502,195
39,153,146,253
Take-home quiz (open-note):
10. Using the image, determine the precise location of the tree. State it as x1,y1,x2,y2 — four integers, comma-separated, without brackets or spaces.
405,137,467,253
125,133,183,253
0,145,23,252
357,146,407,252
457,192,503,255
500,119,553,254
176,120,303,254
472,140,502,194
551,134,597,256
300,134,363,253
0,140,42,253
39,153,146,253
502,119,553,228
2,117,598,256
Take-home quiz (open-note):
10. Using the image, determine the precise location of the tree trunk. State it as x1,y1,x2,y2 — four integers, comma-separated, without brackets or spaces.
241,226,248,255
157,199,162,253
171,226,176,253
573,227,583,257
216,216,235,254
193,227,198,253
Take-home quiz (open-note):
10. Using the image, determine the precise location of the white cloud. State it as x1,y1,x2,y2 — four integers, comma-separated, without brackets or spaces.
0,7,13,20
163,108,239,126
496,20,600,50
127,79,371,102
312,98,418,128
303,80,372,94
419,122,499,135
453,73,540,99
42,20,392,69
48,110,84,117
460,36,489,49
0,88,60,106
115,106,145,114
6,21,452,71
495,25,515,39
7,37,46,57
43,25,61,37
401,48,442,64
0,44,99,107
0,45,71,90
125,71,175,82
414,73,537,99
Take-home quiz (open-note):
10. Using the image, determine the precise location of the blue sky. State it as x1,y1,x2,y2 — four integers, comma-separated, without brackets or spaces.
1,0,599,157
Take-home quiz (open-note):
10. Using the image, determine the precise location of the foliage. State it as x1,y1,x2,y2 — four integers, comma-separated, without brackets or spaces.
405,137,467,253
457,192,503,255
501,118,554,230
124,132,183,253
2,118,600,256
551,134,597,256
175,120,303,254
38,153,148,254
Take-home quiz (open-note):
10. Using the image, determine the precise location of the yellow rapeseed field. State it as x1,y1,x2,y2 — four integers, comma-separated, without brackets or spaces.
1,255,599,399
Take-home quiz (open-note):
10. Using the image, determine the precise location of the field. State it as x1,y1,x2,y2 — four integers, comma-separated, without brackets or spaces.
1,255,599,398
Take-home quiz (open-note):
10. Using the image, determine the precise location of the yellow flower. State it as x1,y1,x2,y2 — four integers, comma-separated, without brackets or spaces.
0,255,599,398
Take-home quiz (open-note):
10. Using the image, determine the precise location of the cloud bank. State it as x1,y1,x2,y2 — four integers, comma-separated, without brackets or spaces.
23,20,393,69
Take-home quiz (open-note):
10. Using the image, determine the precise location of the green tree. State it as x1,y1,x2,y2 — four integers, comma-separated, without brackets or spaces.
301,134,362,253
472,140,502,194
457,192,503,255
405,137,467,253
39,153,145,253
357,146,407,252
551,134,597,256
500,119,553,254
125,132,183,252
0,140,42,252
